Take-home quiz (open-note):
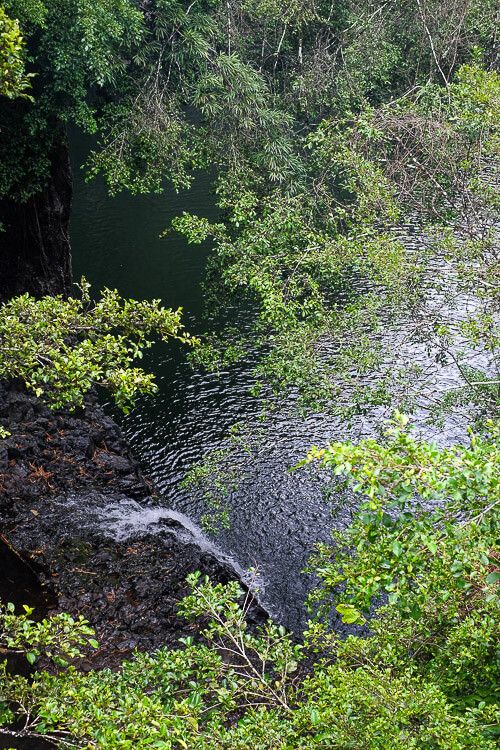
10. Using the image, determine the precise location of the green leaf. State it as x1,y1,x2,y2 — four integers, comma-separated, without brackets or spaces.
391,540,403,557
485,571,500,585
336,604,364,624
310,708,320,725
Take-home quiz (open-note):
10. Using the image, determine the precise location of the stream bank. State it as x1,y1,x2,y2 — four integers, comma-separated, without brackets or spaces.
0,381,264,669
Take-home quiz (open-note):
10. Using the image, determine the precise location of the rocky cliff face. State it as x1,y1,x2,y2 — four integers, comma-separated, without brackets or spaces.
0,139,72,301
0,383,265,668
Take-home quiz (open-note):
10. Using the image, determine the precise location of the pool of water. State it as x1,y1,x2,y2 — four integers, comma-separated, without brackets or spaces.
69,132,483,629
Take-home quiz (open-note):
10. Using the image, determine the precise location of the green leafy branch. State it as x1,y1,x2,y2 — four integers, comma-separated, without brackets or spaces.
304,413,499,622
0,278,198,413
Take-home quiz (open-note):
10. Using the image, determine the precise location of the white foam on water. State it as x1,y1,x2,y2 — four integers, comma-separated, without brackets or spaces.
94,497,268,604
56,493,268,606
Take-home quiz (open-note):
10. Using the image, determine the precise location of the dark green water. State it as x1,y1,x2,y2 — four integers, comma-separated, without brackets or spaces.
70,134,216,315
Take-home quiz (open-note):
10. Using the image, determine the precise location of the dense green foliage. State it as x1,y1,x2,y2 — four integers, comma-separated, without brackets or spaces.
0,5,31,98
304,413,499,619
0,421,498,748
4,0,496,197
2,0,498,417
1,0,144,200
178,62,499,411
0,278,196,411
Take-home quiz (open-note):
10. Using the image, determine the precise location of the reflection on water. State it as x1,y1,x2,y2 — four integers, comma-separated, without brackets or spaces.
70,132,487,629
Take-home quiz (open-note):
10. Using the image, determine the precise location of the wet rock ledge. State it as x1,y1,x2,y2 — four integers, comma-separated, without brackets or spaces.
0,381,261,668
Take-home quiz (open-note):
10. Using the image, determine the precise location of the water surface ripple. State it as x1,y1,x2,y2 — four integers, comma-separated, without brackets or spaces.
70,136,489,629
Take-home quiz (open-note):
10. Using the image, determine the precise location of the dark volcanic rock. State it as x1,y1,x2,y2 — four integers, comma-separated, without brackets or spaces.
0,382,266,668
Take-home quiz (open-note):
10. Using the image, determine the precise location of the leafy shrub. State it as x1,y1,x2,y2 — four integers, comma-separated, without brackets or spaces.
0,6,32,99
0,279,197,412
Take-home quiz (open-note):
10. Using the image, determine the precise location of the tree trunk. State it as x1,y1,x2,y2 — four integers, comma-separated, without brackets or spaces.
0,139,73,300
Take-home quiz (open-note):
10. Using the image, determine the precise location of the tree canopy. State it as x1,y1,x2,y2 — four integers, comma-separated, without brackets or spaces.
2,0,497,198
